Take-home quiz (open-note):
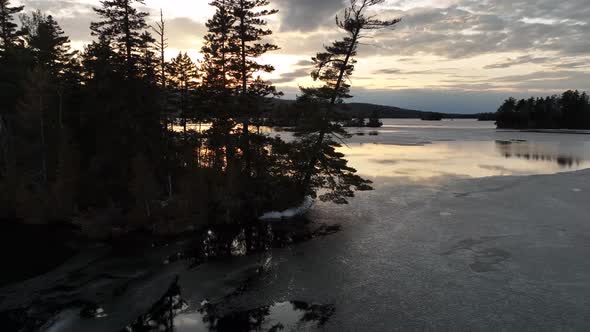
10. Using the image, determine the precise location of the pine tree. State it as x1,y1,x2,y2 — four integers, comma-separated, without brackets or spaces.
21,12,79,132
22,11,76,79
0,0,23,52
200,0,240,176
0,1,28,181
201,0,238,94
166,52,199,138
90,0,150,79
82,34,122,83
230,0,280,171
294,0,400,203
138,31,157,84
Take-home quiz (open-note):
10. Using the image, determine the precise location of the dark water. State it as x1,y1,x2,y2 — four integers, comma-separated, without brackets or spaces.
125,277,334,332
0,218,341,332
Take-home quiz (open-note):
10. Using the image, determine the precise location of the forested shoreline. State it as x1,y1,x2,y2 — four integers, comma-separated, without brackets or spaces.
0,0,398,238
495,90,590,129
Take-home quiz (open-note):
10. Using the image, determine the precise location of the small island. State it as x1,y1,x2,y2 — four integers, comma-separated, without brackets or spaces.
420,112,444,121
343,111,384,128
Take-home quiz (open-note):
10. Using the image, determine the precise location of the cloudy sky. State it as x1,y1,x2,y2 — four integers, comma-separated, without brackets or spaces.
14,0,590,113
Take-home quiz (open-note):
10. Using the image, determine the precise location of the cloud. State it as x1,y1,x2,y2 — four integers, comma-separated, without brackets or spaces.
19,0,97,42
484,55,552,69
14,0,590,113
273,0,344,32
374,68,457,75
366,0,590,58
273,62,313,84
164,17,206,51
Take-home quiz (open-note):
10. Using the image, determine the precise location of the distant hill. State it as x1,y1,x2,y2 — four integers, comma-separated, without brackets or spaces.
271,99,479,119
335,103,479,119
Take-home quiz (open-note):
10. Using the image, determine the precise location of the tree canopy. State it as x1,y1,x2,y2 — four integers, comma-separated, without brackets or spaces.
495,90,590,129
0,0,400,235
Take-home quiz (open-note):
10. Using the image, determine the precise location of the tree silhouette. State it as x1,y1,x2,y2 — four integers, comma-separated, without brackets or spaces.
0,0,23,51
90,0,150,79
166,52,199,139
495,91,590,129
151,9,168,89
0,0,403,234
201,0,238,94
22,11,76,79
294,0,400,203
230,0,280,171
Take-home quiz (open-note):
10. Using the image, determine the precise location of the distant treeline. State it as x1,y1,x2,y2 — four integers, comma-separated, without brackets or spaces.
264,100,483,126
495,90,590,129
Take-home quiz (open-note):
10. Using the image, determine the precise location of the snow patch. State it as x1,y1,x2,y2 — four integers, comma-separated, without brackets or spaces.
259,196,314,220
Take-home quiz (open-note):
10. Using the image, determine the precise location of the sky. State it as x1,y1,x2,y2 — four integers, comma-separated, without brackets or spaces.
13,0,590,113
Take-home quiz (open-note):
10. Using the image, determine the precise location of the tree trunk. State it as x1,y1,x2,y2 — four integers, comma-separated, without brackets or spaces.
168,174,173,199
39,95,47,184
124,0,132,78
58,90,64,129
239,4,251,174
0,114,9,176
159,10,166,89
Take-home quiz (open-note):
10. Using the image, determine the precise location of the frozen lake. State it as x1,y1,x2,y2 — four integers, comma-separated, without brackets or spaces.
342,119,590,180
167,120,590,331
2,119,590,331
206,120,590,331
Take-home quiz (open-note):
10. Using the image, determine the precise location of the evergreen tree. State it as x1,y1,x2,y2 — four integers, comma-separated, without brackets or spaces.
0,0,23,52
0,0,27,178
90,0,150,79
22,11,76,79
82,34,122,83
495,92,590,130
201,0,238,94
138,31,157,83
294,0,400,203
21,12,79,134
200,0,239,175
166,52,199,137
230,0,280,171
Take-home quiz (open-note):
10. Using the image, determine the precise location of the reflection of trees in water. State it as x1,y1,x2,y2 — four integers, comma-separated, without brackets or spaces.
495,141,582,168
123,221,340,331
212,301,335,332
162,220,341,267
123,277,188,332
124,277,335,332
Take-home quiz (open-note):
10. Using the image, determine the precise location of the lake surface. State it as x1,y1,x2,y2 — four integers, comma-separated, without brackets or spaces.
3,119,590,331
341,119,590,181
211,119,590,331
